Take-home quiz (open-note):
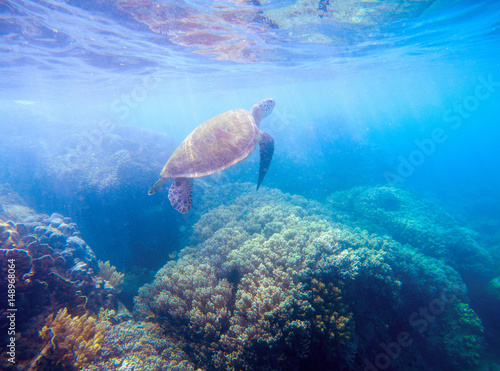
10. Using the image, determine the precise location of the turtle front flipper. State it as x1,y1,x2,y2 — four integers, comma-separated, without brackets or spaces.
148,177,168,195
168,178,193,213
257,131,274,190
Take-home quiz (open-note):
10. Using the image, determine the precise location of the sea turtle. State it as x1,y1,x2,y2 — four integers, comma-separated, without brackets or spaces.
148,98,275,213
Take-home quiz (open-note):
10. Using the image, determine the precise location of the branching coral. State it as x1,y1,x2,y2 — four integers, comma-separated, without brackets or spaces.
81,320,198,371
136,187,339,369
215,265,304,370
136,260,233,344
308,277,357,365
310,278,354,342
326,185,495,282
35,307,106,369
134,183,486,370
134,185,375,369
98,260,125,291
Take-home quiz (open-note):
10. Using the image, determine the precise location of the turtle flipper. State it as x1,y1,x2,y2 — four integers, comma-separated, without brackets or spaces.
148,177,168,195
168,178,193,213
257,131,274,190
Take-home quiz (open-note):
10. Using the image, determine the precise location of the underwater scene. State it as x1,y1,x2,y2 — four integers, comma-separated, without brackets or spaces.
1,0,500,370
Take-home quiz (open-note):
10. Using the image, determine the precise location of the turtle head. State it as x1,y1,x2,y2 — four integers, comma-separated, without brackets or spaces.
251,98,275,126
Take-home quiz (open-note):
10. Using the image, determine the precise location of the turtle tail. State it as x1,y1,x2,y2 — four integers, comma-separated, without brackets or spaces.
257,131,274,190
168,178,193,214
148,177,168,195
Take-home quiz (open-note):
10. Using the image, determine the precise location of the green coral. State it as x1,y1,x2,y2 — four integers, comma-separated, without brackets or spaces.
149,261,232,341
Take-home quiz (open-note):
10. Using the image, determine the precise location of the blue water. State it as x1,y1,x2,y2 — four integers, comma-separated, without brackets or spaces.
1,0,500,370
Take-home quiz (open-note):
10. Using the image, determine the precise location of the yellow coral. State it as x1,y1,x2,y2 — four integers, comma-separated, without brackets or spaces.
38,307,106,368
0,220,22,249
98,260,125,290
97,307,117,325
309,278,354,345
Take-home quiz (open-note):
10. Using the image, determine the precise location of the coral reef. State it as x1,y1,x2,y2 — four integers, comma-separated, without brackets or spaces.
1,181,491,369
326,185,495,283
308,277,355,359
82,320,197,371
0,124,180,270
98,260,125,292
47,125,176,194
34,308,184,370
0,189,117,369
135,183,485,370
34,307,106,369
487,276,500,303
0,210,116,320
0,125,175,197
0,183,36,221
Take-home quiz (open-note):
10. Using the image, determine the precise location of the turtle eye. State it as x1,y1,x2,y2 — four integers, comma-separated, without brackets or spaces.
263,99,275,112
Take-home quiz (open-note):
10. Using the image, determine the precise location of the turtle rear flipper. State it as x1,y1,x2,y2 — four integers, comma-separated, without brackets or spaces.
257,131,274,190
169,178,193,213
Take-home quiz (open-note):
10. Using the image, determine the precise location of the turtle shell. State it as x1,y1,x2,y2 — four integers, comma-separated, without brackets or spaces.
161,109,259,179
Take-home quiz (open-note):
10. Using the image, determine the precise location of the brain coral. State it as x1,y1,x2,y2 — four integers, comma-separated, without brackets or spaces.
0,187,118,369
135,183,485,370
